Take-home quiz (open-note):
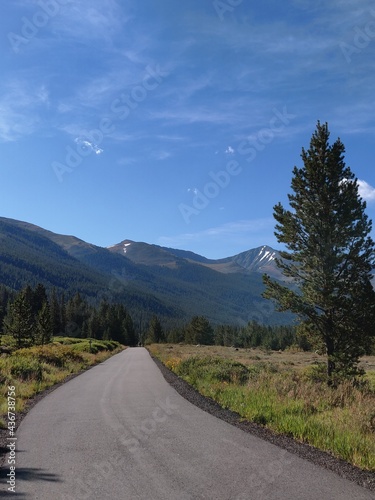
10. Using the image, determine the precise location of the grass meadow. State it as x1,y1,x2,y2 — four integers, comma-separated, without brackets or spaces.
148,344,375,471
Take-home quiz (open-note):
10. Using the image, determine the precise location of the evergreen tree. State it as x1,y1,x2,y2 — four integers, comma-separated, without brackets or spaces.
214,324,239,346
32,283,48,316
0,286,12,332
4,292,35,348
65,292,89,337
36,301,53,345
122,313,137,346
106,304,126,343
146,315,164,344
185,316,214,345
22,285,34,313
263,122,375,384
60,293,67,334
88,309,102,339
166,327,185,344
50,289,62,336
81,320,89,339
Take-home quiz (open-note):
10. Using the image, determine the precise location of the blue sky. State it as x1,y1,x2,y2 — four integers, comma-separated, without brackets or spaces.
1,0,375,259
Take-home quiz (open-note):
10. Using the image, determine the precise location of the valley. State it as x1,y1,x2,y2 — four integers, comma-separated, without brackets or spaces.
0,216,294,327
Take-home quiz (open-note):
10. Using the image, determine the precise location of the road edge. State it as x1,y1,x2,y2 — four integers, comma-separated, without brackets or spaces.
150,354,375,492
0,348,125,469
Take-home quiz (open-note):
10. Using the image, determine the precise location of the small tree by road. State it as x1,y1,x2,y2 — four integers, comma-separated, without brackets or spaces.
4,292,35,348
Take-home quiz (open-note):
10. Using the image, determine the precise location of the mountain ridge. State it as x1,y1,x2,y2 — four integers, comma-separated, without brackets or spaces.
106,239,282,278
0,216,291,326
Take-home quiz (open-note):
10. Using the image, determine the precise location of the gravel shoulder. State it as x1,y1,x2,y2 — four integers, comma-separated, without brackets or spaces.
151,355,375,492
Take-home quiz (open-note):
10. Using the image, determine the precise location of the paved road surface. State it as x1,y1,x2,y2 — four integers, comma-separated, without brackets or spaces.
1,348,373,499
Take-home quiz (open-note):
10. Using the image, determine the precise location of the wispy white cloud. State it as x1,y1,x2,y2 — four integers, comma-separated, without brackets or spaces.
330,101,375,135
49,0,128,43
0,80,50,142
149,97,272,129
158,218,274,250
161,3,375,137
4,0,375,149
166,73,214,103
117,157,137,166
151,151,172,161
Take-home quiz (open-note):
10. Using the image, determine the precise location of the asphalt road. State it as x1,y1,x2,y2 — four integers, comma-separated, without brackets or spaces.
1,347,373,499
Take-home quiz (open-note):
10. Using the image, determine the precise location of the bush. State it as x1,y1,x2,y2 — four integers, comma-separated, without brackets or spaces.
53,337,87,345
10,357,43,382
71,342,98,354
14,345,85,367
302,363,327,383
175,357,249,385
70,339,119,354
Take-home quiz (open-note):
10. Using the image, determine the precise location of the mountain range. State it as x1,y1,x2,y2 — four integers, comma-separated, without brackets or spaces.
0,217,293,326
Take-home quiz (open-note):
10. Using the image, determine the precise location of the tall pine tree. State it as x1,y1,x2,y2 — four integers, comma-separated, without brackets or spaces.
263,122,375,384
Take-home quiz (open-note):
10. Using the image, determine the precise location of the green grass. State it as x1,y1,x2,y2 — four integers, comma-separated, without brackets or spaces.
0,338,124,428
149,344,375,471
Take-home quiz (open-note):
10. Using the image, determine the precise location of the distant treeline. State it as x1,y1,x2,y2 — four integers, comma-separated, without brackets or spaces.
0,284,138,348
162,316,308,351
0,284,309,351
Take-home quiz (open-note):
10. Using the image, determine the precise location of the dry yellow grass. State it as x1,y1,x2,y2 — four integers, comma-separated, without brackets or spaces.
150,343,375,375
149,344,375,470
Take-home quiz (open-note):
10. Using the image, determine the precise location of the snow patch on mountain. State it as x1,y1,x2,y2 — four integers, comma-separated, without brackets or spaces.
258,248,276,263
123,242,132,254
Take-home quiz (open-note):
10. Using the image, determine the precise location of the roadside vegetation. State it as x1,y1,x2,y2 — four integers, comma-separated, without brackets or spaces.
149,344,375,471
0,337,124,429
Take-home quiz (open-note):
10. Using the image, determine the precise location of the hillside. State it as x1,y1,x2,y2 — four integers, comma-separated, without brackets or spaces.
0,218,106,296
0,217,293,326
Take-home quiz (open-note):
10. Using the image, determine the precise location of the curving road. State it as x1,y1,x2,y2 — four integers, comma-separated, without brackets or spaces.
1,348,373,499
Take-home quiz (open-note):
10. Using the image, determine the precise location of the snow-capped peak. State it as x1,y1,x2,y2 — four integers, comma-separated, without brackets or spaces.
257,246,276,265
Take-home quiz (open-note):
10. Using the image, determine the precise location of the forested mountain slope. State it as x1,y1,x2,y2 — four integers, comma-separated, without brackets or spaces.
0,217,293,325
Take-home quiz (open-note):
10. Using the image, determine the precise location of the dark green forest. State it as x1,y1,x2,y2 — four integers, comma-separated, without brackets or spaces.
0,283,307,352
0,217,295,327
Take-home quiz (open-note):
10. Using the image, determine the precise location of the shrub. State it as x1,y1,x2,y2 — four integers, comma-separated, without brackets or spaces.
302,363,328,383
175,357,249,385
10,357,43,382
71,342,98,354
14,345,85,367
70,340,120,354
